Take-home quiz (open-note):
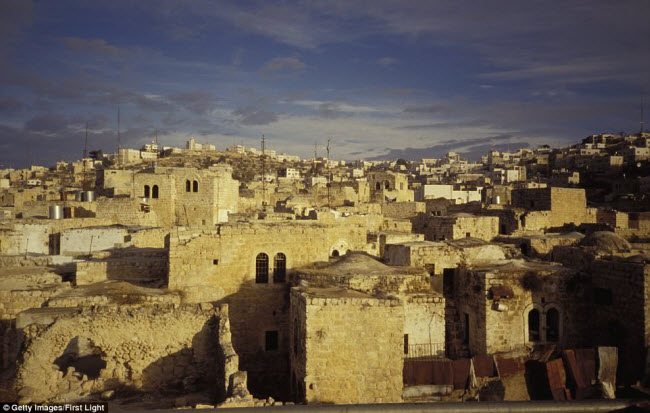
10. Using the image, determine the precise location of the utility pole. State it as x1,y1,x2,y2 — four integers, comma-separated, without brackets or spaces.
261,134,266,208
313,140,318,174
326,138,331,209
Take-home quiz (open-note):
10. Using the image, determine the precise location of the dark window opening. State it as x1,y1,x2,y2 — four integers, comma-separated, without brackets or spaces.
500,224,507,234
186,180,191,192
594,287,613,305
273,253,286,283
213,259,219,265
265,330,279,351
144,185,150,198
375,182,381,190
443,268,454,297
546,308,559,342
193,180,199,192
404,334,409,355
528,309,540,342
520,243,530,256
384,180,390,190
256,253,269,283
53,336,106,379
331,249,340,257
152,185,159,199
466,232,471,238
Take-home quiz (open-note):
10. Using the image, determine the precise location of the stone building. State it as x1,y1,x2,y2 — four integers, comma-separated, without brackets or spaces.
511,187,596,229
413,213,499,242
97,165,239,227
289,253,444,404
367,172,413,203
166,217,383,398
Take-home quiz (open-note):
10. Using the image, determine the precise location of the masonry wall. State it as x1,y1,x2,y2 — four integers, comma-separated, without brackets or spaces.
381,202,425,220
75,250,168,285
414,216,499,242
404,296,445,351
290,289,404,404
60,227,128,256
588,259,649,383
14,303,225,403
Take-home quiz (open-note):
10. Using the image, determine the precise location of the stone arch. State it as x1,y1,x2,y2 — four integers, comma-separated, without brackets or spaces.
524,304,543,343
330,240,350,257
544,304,563,343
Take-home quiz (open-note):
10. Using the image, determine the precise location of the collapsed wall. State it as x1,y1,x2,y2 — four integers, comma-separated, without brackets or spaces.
12,303,247,404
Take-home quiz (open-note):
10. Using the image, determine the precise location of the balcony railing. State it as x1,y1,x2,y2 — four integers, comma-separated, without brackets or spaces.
404,342,445,360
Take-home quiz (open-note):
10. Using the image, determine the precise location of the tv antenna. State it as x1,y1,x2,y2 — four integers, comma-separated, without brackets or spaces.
261,134,266,208
326,138,331,208
83,122,89,189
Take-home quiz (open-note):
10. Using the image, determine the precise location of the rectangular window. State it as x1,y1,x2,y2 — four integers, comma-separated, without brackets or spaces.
443,268,455,297
265,330,279,351
404,334,409,355
213,259,219,265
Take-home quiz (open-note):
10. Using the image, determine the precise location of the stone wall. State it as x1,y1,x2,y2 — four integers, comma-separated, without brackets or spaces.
414,215,499,242
289,288,404,404
381,202,425,220
13,303,227,403
60,226,128,256
75,250,168,285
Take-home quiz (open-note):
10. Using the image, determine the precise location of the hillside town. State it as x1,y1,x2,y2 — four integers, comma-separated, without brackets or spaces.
1,131,650,408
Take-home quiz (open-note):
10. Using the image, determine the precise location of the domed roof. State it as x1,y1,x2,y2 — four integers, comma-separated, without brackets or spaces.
578,231,631,253
450,212,474,218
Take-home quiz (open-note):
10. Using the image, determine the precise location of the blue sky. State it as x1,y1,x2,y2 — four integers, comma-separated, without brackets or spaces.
0,0,649,167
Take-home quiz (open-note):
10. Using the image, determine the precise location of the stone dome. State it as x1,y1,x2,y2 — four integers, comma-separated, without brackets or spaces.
578,231,631,253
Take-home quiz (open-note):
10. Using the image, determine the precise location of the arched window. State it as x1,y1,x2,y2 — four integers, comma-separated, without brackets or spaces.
331,249,340,257
546,308,560,342
255,253,269,283
274,253,286,283
528,309,540,342
152,185,159,199
193,180,199,192
375,182,381,190
186,180,191,192
384,180,390,190
144,185,150,198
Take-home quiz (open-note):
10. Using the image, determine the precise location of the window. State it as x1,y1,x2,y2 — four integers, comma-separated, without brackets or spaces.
404,334,409,355
546,308,559,342
594,287,613,305
265,330,279,351
384,180,390,190
466,232,471,238
255,253,269,283
273,253,286,283
376,182,381,190
144,185,150,198
186,180,191,192
528,309,540,342
331,249,340,257
152,185,159,199
213,259,219,265
443,268,454,296
193,180,199,192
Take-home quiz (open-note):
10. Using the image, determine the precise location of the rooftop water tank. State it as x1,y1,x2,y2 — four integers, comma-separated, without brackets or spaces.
49,205,63,220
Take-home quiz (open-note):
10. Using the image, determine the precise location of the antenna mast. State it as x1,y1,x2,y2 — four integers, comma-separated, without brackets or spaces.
641,94,645,134
326,138,331,209
261,134,266,208
117,104,121,153
83,122,88,190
